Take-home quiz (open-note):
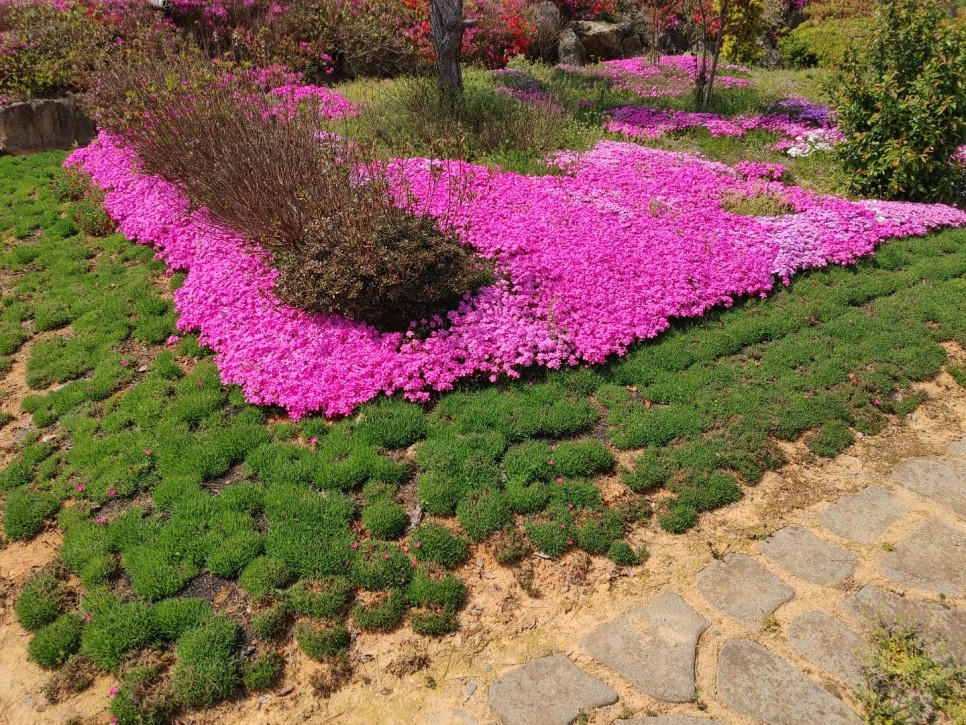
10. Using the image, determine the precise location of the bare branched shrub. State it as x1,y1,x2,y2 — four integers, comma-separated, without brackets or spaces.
523,2,565,63
86,55,484,331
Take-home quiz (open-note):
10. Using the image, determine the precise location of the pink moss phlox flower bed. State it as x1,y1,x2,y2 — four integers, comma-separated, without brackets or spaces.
267,83,358,118
606,104,844,156
67,134,966,418
561,55,752,99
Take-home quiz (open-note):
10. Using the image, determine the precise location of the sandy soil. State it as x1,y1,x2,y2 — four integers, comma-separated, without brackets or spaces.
1,351,965,725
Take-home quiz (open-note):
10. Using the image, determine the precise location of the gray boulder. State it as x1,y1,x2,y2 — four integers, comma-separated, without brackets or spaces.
558,27,587,66
573,20,623,60
0,97,95,156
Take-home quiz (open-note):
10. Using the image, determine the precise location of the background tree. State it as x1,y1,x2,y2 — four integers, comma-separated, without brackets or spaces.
429,0,477,95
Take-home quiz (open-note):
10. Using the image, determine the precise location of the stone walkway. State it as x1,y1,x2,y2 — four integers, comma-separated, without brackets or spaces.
485,435,966,725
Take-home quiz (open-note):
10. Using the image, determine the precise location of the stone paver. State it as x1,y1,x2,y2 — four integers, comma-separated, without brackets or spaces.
843,585,966,665
948,436,966,457
696,553,794,625
716,639,861,725
787,611,868,687
891,457,966,519
487,653,618,725
619,718,727,724
582,593,707,703
878,518,966,597
759,525,858,585
817,486,909,543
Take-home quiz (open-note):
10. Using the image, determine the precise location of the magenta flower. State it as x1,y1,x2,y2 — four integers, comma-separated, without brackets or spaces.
555,477,563,484
166,335,181,345
109,686,120,697
308,437,318,444
75,484,85,492
107,489,117,497
351,541,359,549
143,449,152,456
413,541,422,548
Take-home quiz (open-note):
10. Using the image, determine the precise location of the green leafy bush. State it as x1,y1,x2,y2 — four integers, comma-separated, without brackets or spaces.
51,167,91,203
170,617,240,708
361,500,408,540
242,651,284,692
410,522,469,569
28,613,83,668
352,589,407,631
3,489,59,541
778,0,875,68
829,0,966,203
70,197,116,238
295,620,350,660
15,570,67,631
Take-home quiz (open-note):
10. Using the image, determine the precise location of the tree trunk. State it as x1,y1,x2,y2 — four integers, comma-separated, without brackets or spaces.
703,0,729,108
430,0,470,98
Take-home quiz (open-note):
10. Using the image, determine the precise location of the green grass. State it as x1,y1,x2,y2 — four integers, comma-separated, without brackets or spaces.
3,116,966,720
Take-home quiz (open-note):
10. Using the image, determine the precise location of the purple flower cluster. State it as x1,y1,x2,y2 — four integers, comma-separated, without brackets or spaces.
67,135,966,418
606,104,845,156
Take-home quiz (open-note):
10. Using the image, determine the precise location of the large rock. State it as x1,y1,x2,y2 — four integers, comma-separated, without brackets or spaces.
526,2,564,62
0,98,95,156
572,21,624,60
558,27,587,66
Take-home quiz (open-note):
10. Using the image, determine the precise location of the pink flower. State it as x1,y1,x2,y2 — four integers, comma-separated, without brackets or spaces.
96,516,107,524
559,523,566,529
568,539,574,545
84,614,93,623
872,398,881,406
75,484,85,492
413,541,422,548
120,359,129,368
308,437,318,444
383,553,390,560
166,335,181,345
109,686,120,697
351,541,359,549
143,449,152,456
555,477,563,484
107,489,117,497
548,460,554,466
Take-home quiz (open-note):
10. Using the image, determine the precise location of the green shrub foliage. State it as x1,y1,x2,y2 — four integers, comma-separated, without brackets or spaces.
829,0,966,203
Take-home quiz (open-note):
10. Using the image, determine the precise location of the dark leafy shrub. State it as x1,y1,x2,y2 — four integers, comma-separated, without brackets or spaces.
410,522,469,569
295,620,350,660
3,489,59,541
456,490,512,542
829,0,966,203
658,502,698,534
352,589,407,632
171,617,240,708
154,598,215,641
361,500,409,540
286,578,354,619
252,602,290,641
51,167,91,203
573,509,624,555
608,540,643,566
15,570,68,631
806,420,855,457
86,54,485,332
70,197,116,238
406,570,467,613
239,556,294,599
410,610,458,636
243,651,284,692
349,541,413,590
81,594,157,671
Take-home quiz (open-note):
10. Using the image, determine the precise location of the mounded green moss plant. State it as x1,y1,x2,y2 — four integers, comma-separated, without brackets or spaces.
251,602,290,641
352,589,407,632
607,540,644,566
28,613,83,668
409,610,459,636
170,616,240,708
456,489,512,542
239,556,293,600
406,570,466,613
15,570,68,631
410,522,469,569
349,541,413,590
285,577,353,619
154,597,215,641
295,620,350,660
361,500,408,540
3,489,59,540
81,594,158,671
242,651,284,692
